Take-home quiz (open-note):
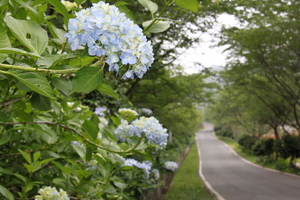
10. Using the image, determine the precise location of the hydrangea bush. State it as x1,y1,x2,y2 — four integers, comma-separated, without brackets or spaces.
0,0,198,199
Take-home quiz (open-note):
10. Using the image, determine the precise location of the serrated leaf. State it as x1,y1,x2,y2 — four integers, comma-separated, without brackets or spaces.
0,26,11,48
4,70,54,98
52,77,72,96
0,48,40,58
82,120,99,141
4,16,48,55
71,67,103,94
0,184,14,200
37,54,76,68
174,0,199,13
138,0,158,14
31,93,51,111
97,83,119,99
143,20,170,33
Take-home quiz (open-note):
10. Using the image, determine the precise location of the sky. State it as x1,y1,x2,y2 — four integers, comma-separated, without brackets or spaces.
176,14,239,74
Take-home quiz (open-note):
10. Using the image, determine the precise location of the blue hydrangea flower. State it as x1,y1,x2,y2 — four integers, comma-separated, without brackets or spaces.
94,107,106,117
65,1,154,79
114,119,137,142
132,116,168,147
114,116,168,147
122,158,152,178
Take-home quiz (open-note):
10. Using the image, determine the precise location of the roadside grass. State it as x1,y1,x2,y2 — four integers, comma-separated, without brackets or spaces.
217,136,300,176
163,141,216,200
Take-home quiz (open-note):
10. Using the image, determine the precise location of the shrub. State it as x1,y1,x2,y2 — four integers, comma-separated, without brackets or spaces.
237,134,256,150
253,138,274,157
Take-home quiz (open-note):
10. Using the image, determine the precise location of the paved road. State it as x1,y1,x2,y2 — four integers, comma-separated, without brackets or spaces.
196,122,300,200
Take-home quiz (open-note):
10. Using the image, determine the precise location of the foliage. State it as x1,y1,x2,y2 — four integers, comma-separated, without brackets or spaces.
253,139,274,157
215,127,234,139
237,134,256,151
0,0,206,199
275,134,300,165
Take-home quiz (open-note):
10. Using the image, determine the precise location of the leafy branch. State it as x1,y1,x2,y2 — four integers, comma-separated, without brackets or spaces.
0,121,144,154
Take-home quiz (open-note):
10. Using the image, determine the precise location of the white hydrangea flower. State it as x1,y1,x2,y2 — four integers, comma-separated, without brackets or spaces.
35,186,69,200
61,0,81,11
152,168,160,180
164,161,178,172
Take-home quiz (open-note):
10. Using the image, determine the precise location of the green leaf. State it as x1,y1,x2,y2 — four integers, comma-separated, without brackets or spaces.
37,54,76,68
71,143,86,160
18,149,31,164
142,20,170,33
0,26,11,48
138,0,158,14
4,16,48,55
0,111,8,122
33,151,41,163
85,145,93,162
14,173,27,184
14,110,33,122
71,67,103,94
82,120,98,141
30,93,51,111
117,5,137,23
97,83,119,99
5,70,54,98
46,23,67,44
0,48,40,58
174,0,199,13
52,77,72,96
46,0,70,21
0,134,10,146
0,184,14,200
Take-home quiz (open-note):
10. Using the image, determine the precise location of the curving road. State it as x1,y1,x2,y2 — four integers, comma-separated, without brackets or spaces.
196,122,300,200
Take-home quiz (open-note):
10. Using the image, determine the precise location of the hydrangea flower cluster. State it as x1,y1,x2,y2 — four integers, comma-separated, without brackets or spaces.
65,1,154,79
164,161,178,172
114,117,168,147
122,158,152,178
61,0,81,11
118,108,139,121
118,108,139,117
114,119,136,142
94,107,106,117
35,186,69,200
132,117,168,147
151,168,160,180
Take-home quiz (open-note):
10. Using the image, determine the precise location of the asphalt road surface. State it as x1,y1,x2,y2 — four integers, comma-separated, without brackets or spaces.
196,122,300,200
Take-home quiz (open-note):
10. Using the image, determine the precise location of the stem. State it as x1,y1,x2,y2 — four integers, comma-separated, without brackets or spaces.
0,63,79,74
0,97,24,108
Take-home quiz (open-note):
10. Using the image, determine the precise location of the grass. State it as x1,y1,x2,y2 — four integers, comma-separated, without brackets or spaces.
163,142,216,200
217,136,300,175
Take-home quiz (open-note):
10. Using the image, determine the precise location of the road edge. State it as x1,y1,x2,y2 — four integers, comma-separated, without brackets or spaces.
195,134,226,200
213,132,300,179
